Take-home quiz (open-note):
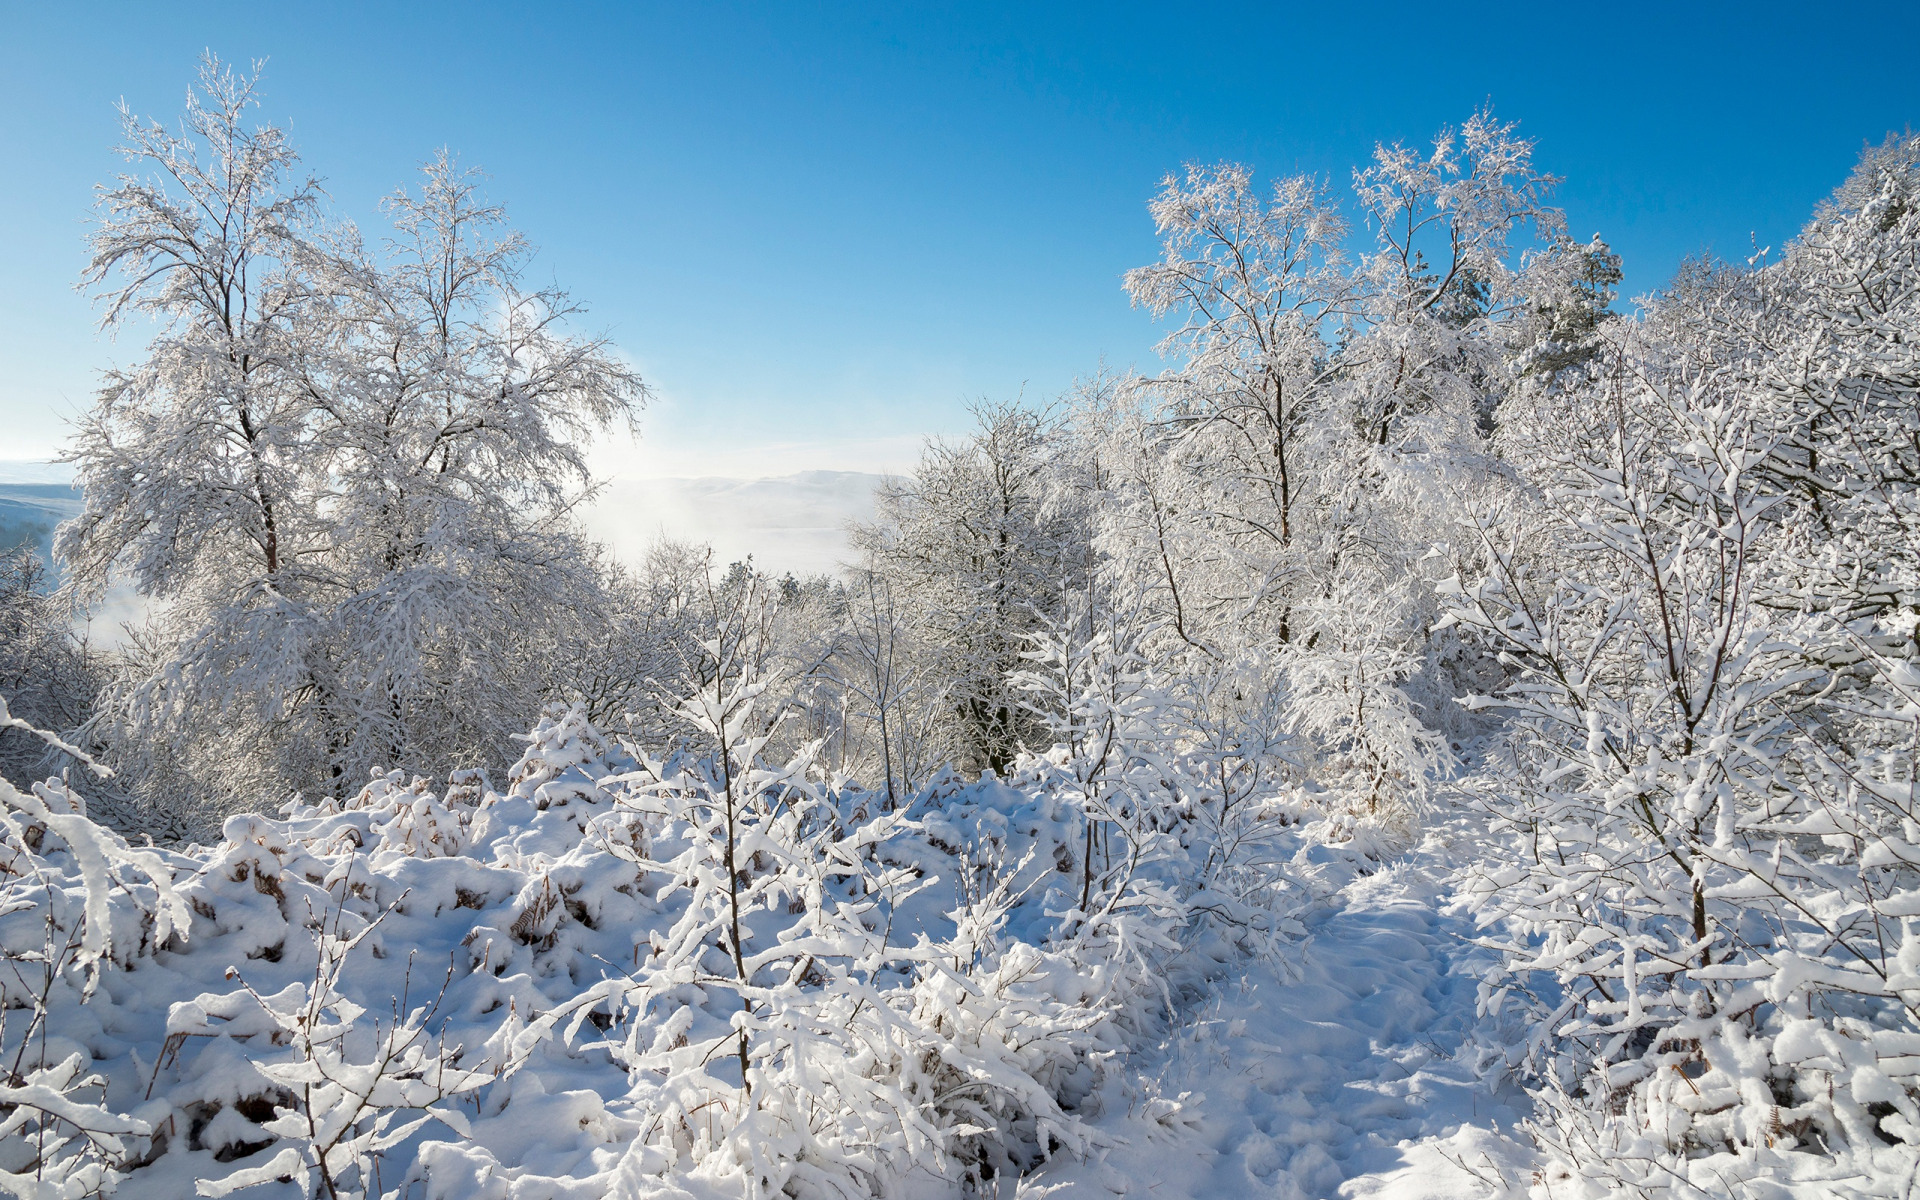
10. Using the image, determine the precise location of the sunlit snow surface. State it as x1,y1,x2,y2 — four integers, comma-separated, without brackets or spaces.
1019,814,1536,1200
11,709,1538,1199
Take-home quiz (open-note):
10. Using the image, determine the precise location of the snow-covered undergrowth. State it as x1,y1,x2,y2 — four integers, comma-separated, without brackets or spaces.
0,705,1322,1199
1015,805,1539,1200
16,70,1919,1200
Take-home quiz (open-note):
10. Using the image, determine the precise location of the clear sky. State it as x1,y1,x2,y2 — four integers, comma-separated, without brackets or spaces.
3,1,1917,478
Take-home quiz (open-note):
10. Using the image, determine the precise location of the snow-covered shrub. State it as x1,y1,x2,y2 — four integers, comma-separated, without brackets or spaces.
1279,584,1449,825
1444,134,1920,1192
905,889,1128,1184
504,707,619,813
1011,607,1177,919
191,902,488,1199
0,550,105,805
0,697,184,1198
1014,596,1312,958
514,580,1185,1196
0,614,1334,1200
320,770,472,859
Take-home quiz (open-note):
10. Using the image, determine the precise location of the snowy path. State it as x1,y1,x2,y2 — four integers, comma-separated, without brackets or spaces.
1021,820,1534,1200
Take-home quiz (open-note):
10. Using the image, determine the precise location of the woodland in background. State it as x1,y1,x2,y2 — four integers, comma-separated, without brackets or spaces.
3,55,1919,1199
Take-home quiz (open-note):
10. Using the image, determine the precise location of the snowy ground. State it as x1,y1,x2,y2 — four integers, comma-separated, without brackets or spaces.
1022,815,1536,1200
5,707,1563,1198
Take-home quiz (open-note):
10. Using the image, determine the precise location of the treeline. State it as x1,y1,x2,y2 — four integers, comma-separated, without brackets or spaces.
4,55,1920,1193
5,76,1599,842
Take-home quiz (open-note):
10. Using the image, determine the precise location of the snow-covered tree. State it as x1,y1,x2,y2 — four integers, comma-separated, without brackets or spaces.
853,401,1094,775
1122,163,1351,575
1446,132,1920,1194
0,551,102,796
1099,111,1565,818
61,58,645,823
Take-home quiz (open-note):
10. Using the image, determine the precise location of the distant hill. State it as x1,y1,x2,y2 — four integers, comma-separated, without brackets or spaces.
0,482,82,568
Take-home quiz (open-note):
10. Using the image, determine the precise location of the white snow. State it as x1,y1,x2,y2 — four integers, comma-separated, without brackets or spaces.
1019,814,1534,1200
10,78,1920,1200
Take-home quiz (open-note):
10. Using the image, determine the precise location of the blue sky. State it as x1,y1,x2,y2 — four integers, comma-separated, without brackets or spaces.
3,1,1917,477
